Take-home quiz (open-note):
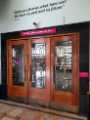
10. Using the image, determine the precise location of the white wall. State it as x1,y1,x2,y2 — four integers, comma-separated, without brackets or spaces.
0,0,90,33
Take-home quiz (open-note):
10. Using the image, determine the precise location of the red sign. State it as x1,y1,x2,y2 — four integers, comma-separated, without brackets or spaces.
21,28,56,36
80,72,89,78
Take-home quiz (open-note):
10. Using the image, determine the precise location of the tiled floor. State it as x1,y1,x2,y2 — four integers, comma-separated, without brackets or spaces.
0,102,86,120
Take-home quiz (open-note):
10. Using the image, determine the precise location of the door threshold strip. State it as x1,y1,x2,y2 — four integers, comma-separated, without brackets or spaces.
0,100,87,120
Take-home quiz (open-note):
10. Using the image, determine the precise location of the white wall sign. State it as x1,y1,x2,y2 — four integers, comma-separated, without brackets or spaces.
14,0,67,19
0,0,90,33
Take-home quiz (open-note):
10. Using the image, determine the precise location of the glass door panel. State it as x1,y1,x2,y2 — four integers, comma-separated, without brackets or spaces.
32,43,46,88
51,34,79,113
7,39,29,102
29,38,50,106
12,45,24,85
54,40,72,91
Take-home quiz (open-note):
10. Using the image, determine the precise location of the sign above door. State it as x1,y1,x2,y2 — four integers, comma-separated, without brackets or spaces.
21,27,56,37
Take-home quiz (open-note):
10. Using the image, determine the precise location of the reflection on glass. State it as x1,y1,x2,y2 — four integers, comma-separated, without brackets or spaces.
32,43,46,88
12,45,24,85
54,40,72,91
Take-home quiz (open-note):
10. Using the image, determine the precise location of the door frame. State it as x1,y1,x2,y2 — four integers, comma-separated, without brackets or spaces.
50,33,80,112
28,38,51,106
7,38,30,102
6,33,80,112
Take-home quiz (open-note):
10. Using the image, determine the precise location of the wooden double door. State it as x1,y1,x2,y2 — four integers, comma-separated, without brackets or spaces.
7,34,79,112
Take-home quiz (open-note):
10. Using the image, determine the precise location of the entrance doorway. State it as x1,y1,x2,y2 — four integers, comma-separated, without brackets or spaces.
51,35,79,112
29,38,51,106
7,34,79,112
7,39,29,102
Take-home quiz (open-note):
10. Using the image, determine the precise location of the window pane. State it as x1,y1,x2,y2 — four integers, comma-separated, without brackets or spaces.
12,45,24,85
54,40,72,91
32,43,46,88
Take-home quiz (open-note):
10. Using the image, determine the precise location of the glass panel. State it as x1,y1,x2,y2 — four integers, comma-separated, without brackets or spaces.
32,43,46,88
54,40,72,91
12,45,24,85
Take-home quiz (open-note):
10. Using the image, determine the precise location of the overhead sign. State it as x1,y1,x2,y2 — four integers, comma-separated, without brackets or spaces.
21,27,56,36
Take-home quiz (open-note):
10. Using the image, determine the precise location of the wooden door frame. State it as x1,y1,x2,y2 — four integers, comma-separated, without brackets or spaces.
28,37,51,106
6,33,80,112
50,33,80,112
7,38,30,102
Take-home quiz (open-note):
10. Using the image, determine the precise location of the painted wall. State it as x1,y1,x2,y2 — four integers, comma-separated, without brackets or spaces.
0,0,90,33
